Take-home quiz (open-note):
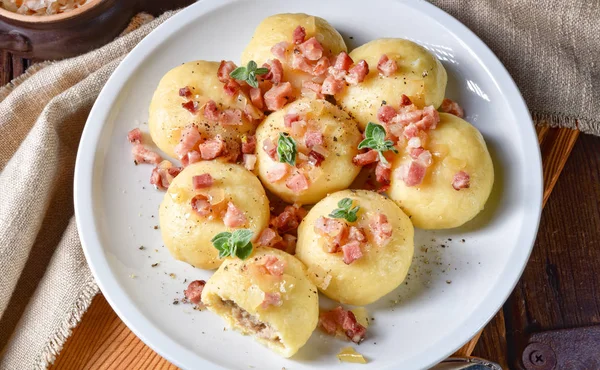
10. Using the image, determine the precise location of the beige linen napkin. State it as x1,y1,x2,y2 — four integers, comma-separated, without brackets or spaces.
0,2,598,369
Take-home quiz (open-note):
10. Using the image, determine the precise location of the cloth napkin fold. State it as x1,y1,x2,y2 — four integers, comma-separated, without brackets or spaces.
0,2,598,369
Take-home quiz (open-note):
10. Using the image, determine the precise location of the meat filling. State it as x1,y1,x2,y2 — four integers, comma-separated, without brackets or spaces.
221,299,283,346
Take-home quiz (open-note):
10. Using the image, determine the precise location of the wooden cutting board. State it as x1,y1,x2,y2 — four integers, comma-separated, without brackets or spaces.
48,126,579,369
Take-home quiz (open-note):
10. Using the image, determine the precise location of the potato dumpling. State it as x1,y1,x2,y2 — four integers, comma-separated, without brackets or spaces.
254,98,362,204
241,13,347,94
149,60,255,159
337,38,447,130
202,247,319,358
295,189,414,306
159,161,269,269
389,113,494,229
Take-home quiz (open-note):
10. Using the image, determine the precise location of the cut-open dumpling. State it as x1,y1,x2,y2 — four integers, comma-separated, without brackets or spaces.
295,189,414,305
159,161,270,269
202,248,319,358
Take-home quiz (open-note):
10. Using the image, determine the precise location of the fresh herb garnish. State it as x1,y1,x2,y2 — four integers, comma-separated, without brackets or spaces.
277,132,297,166
229,60,269,88
329,198,360,222
358,122,398,164
211,229,254,260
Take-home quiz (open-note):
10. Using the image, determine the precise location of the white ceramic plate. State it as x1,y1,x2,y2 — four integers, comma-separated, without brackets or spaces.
74,1,543,369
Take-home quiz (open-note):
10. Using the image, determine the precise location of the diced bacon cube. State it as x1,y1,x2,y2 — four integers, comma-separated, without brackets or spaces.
174,126,201,159
452,171,470,190
410,148,433,167
184,280,206,305
308,150,325,167
403,123,420,139
313,56,330,76
223,80,241,97
179,86,192,98
321,75,345,95
264,82,293,111
314,217,348,252
400,94,412,106
150,167,168,190
407,136,422,149
203,100,220,121
291,52,314,74
218,60,237,83
440,98,465,118
199,137,225,160
345,60,369,85
377,105,398,124
263,256,286,277
270,204,306,234
298,37,324,61
333,51,353,72
342,240,363,264
284,112,300,128
219,109,243,126
304,130,324,148
348,226,366,242
301,80,324,99
223,202,247,227
242,135,256,154
191,194,211,217
292,25,306,44
132,144,162,165
261,292,282,309
266,162,289,182
352,150,379,166
127,128,142,144
192,173,213,189
396,160,427,187
182,100,199,114
262,138,278,159
415,105,440,131
280,233,297,254
286,172,310,192
271,41,289,59
249,88,264,110
266,59,284,84
375,161,392,184
257,227,283,247
319,306,367,344
370,213,392,247
243,154,257,171
377,54,398,77
182,150,202,167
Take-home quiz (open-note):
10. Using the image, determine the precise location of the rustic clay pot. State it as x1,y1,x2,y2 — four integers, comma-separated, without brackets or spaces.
0,0,194,60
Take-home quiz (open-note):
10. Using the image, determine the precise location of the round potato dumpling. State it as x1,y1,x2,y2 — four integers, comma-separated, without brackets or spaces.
159,161,269,269
389,113,494,229
295,189,414,306
202,247,319,358
149,60,255,159
241,13,347,94
254,98,362,204
336,38,447,130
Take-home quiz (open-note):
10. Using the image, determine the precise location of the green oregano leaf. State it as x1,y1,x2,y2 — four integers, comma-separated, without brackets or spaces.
328,198,360,223
358,122,399,165
277,132,297,166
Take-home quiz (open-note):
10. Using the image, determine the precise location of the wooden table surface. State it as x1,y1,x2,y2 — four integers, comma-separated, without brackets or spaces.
3,52,598,369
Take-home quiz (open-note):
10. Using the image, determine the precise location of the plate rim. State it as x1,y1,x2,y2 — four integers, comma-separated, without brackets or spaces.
73,1,543,369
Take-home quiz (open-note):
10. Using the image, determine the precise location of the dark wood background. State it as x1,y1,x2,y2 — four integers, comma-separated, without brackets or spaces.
2,51,599,369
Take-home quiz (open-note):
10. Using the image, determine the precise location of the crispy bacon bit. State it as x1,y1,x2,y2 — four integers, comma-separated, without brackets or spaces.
452,171,470,190
182,150,202,167
313,57,330,76
174,126,201,159
179,86,192,98
415,106,440,131
199,137,225,160
263,138,278,159
375,161,392,184
370,213,392,246
400,94,412,106
257,227,283,248
352,150,379,166
267,59,284,84
304,130,324,148
150,168,167,190
348,226,366,243
223,202,247,227
342,240,363,264
150,161,181,190
308,150,326,167
270,204,307,234
192,173,213,189
264,82,293,111
266,162,289,182
218,60,237,83
184,280,206,305
314,217,348,252
397,160,427,187
403,123,420,139
345,60,369,85
319,306,367,344
261,292,282,309
280,234,297,254
298,37,324,61
249,87,264,110
284,112,300,128
219,108,243,126
241,135,256,154
127,128,143,144
263,255,286,276
182,100,199,114
333,51,353,72
132,144,162,165
223,80,241,97
377,105,397,124
242,154,257,171
301,81,324,99
286,172,310,192
410,148,433,167
292,25,306,44
440,98,465,118
203,100,220,121
377,54,397,77
321,75,345,95
244,102,264,122
191,194,211,217
291,52,314,74
271,41,289,59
